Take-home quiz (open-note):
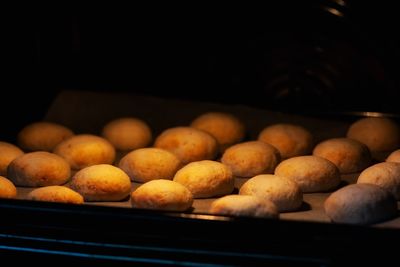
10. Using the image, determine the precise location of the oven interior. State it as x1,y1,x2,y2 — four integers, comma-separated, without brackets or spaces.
2,3,400,266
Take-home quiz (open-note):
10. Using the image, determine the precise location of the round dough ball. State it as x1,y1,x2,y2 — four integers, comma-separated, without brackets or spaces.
154,127,218,164
54,134,116,170
324,184,397,225
258,123,313,159
7,151,71,187
239,174,303,212
0,176,17,199
347,117,400,152
221,141,280,177
209,195,279,219
18,122,74,152
386,149,400,163
70,164,131,201
190,112,245,151
275,156,340,193
357,162,400,200
102,117,152,151
27,186,84,204
313,138,371,174
119,148,181,183
0,141,24,176
173,160,234,198
131,179,193,211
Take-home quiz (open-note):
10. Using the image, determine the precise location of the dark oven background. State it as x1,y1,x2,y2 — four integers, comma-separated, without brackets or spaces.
2,1,400,141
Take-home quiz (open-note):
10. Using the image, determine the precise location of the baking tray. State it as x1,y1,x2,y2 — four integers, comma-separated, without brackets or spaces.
7,89,400,228
2,89,400,265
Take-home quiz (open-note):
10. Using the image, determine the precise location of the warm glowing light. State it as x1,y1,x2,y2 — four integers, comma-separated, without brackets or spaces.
360,112,385,118
324,7,344,17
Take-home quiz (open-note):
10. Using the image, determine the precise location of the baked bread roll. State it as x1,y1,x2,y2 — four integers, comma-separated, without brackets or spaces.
275,156,340,193
119,148,181,183
209,195,279,218
190,112,245,151
54,134,116,170
173,160,234,198
102,117,152,151
131,179,193,211
0,176,17,199
7,151,71,187
27,186,84,204
324,184,397,225
386,149,400,163
239,174,303,212
313,138,371,174
357,162,400,200
0,141,24,176
258,123,313,159
18,122,74,152
346,117,400,152
70,164,131,202
154,127,218,164
221,141,280,177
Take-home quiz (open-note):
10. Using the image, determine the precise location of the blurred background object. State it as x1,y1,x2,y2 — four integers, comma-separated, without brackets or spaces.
2,1,400,139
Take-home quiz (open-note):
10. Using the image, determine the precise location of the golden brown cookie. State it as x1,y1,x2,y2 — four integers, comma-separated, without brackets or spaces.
0,176,17,199
313,138,371,174
190,112,245,151
209,195,279,218
70,164,131,201
102,117,152,151
239,174,303,212
0,141,24,176
275,156,341,193
131,179,193,211
54,134,116,170
258,123,313,159
7,151,71,187
27,186,84,204
357,162,400,200
119,148,181,183
347,117,400,152
324,184,397,225
173,160,234,198
221,141,280,177
154,127,218,164
18,122,74,152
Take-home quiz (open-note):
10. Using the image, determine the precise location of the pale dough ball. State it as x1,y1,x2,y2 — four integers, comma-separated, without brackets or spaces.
347,117,400,152
18,122,74,152
221,141,280,177
27,186,84,204
119,148,181,183
275,156,341,193
154,127,218,164
54,134,116,170
313,138,371,174
131,179,193,211
102,117,152,151
7,151,71,187
173,160,234,198
70,164,131,201
209,195,279,218
0,176,17,199
324,184,397,225
357,162,400,200
0,141,24,176
239,174,303,212
386,149,400,163
258,123,313,159
190,112,245,151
